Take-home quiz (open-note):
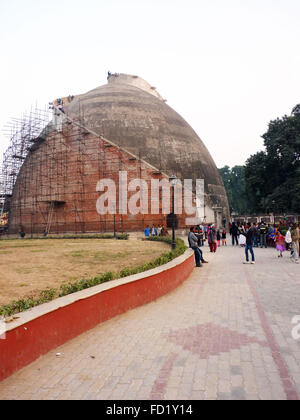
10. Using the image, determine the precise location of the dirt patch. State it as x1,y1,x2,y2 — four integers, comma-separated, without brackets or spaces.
0,238,169,306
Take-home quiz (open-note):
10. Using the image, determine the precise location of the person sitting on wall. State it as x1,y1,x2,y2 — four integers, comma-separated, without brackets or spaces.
144,225,150,238
188,227,208,267
151,225,157,236
19,226,25,239
160,227,169,237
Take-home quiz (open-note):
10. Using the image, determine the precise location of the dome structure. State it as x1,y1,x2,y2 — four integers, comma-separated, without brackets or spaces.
5,74,229,235
65,73,229,221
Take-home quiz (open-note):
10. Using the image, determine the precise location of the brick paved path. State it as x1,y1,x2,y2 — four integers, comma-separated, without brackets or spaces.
0,245,299,400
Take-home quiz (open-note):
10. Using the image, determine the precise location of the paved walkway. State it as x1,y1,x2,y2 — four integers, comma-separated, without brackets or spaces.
0,245,299,400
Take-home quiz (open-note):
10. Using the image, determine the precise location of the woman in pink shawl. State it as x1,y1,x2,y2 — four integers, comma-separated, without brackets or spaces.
275,231,286,258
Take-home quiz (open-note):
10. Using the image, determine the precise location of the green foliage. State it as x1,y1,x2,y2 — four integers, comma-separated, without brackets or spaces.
244,151,270,213
219,112,300,215
245,114,300,214
0,238,187,317
116,234,129,240
147,236,173,245
219,165,248,214
39,288,57,301
58,271,116,296
0,288,58,317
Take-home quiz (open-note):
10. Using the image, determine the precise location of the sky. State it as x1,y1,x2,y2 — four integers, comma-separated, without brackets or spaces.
0,0,299,169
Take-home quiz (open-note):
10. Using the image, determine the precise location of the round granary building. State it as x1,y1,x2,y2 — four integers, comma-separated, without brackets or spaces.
5,74,229,234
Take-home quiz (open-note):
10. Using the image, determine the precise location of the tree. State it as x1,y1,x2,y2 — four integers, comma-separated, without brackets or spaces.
219,165,248,215
245,151,269,213
245,113,300,214
219,166,233,210
230,166,248,214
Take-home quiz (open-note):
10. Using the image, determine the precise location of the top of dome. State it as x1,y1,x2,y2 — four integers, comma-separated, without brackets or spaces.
63,74,227,206
107,73,164,101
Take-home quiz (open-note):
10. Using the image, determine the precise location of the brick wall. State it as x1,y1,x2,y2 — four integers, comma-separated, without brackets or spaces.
8,121,191,234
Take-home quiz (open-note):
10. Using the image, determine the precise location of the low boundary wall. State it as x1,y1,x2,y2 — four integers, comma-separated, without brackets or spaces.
0,249,194,382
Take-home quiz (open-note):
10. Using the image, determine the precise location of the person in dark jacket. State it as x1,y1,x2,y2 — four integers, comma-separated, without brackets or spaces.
188,227,208,267
259,221,267,248
230,222,239,246
243,223,256,264
253,223,258,247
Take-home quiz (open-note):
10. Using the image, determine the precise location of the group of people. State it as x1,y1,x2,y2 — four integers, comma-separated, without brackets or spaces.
230,221,268,247
230,221,300,264
207,225,227,252
188,220,300,268
144,224,169,238
188,224,229,267
191,224,227,253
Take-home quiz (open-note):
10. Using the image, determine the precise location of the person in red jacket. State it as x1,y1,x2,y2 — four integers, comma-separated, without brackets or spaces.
275,231,286,258
208,224,217,253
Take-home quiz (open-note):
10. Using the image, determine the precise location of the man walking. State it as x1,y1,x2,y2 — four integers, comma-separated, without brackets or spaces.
243,223,256,264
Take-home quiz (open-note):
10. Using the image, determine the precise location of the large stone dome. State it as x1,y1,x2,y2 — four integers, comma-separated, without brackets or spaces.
5,73,229,235
65,74,228,215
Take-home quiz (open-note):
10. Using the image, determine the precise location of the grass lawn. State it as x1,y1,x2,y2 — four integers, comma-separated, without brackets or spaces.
0,237,170,306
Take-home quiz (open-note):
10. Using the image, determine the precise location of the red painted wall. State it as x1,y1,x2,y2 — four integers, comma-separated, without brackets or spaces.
0,253,194,382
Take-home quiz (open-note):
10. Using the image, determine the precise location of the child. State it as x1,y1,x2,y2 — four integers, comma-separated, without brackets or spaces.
144,226,150,238
217,229,221,247
275,231,286,258
222,229,227,246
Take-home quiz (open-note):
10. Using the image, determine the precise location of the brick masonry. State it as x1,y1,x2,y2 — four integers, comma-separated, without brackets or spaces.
9,121,194,234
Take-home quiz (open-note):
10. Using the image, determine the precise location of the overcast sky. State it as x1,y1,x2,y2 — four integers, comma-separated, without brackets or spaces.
0,0,299,169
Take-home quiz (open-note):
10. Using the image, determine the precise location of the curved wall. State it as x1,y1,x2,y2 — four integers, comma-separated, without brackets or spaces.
0,250,194,382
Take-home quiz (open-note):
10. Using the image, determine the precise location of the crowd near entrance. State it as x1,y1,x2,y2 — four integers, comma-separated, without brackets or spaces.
157,217,300,268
